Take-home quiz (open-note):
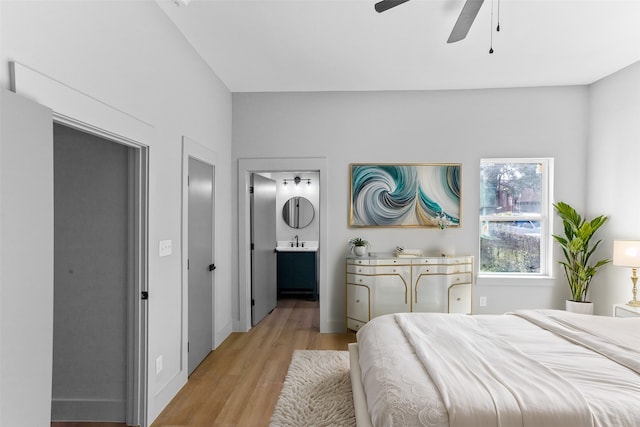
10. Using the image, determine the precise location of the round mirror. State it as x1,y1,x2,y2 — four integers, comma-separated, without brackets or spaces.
282,196,315,229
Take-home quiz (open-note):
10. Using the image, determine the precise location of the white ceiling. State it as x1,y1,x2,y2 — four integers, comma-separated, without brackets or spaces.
158,0,640,93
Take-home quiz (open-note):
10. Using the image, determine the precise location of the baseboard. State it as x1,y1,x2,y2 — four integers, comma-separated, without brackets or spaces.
51,398,125,422
215,320,233,348
323,319,346,333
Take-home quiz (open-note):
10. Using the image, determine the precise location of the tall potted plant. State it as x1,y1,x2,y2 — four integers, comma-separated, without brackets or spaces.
552,202,610,313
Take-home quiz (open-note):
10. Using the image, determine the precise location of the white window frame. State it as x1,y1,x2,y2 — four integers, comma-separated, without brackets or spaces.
478,157,554,278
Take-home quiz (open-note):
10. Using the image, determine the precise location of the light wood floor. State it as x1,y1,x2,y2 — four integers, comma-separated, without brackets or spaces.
150,298,356,427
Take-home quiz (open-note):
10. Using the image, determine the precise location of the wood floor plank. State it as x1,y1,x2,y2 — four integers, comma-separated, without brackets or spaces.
150,299,355,427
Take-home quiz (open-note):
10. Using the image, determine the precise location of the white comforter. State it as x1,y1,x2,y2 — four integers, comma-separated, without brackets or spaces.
356,310,640,427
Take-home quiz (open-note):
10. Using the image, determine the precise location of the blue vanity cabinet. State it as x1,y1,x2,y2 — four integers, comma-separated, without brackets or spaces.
277,251,318,301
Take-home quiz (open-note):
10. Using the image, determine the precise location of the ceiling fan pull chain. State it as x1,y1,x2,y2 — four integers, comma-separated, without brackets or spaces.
496,0,501,32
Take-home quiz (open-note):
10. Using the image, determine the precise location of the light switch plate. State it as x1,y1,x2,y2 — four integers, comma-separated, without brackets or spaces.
159,240,172,257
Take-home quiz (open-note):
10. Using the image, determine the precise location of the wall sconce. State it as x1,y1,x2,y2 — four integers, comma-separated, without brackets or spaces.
613,240,640,307
283,176,311,186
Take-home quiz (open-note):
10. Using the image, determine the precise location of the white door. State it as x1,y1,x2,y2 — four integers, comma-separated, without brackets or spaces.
250,174,277,326
188,157,215,375
1,90,55,427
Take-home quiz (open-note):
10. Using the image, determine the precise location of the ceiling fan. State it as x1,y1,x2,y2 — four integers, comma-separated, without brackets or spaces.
374,0,485,43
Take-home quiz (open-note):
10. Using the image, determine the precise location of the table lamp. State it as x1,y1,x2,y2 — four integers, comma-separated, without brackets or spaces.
613,240,640,307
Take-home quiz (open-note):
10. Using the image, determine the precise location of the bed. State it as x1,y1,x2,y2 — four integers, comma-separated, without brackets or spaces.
348,309,640,427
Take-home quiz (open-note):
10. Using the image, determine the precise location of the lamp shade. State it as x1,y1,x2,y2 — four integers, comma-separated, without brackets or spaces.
613,240,640,267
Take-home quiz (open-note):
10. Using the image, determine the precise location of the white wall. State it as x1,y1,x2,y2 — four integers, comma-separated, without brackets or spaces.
233,87,590,325
588,60,640,315
0,1,233,424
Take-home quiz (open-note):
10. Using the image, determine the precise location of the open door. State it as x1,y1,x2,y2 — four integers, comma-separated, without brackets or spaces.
1,90,55,427
250,174,277,326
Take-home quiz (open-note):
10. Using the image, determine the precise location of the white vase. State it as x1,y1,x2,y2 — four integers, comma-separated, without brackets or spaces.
565,300,594,315
353,246,367,257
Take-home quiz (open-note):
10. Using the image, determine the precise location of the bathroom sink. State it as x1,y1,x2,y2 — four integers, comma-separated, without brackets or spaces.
276,240,318,252
276,245,318,252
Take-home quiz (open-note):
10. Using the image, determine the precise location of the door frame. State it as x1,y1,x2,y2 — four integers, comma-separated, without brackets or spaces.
237,157,329,332
181,137,217,375
11,61,151,426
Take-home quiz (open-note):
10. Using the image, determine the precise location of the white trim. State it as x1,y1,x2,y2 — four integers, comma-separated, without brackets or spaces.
238,157,329,332
10,61,153,146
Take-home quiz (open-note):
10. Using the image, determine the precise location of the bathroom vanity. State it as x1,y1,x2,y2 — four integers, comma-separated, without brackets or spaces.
276,242,318,301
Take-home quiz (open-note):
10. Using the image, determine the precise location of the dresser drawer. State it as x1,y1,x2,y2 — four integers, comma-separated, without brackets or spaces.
347,318,367,332
347,284,370,322
446,272,472,286
347,273,371,286
413,264,472,276
449,283,472,314
347,258,370,266
369,258,411,266
412,256,472,266
348,265,408,275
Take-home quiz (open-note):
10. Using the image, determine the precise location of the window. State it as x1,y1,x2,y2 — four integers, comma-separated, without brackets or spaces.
479,158,553,275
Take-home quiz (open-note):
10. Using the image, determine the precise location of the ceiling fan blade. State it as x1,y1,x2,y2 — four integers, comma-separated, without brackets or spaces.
375,0,411,13
447,0,485,43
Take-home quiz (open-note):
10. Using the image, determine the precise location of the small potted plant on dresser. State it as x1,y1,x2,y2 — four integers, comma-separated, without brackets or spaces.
349,237,370,257
552,202,611,314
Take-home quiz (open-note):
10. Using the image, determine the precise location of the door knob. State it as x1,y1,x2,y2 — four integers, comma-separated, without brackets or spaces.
208,264,216,271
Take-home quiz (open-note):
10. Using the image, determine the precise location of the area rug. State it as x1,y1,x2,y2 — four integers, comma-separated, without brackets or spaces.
270,350,356,427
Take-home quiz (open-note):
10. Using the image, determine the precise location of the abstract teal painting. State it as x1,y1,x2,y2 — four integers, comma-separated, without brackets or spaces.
350,163,461,227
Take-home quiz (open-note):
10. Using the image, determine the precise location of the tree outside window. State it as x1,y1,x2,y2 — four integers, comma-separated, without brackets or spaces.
479,159,552,275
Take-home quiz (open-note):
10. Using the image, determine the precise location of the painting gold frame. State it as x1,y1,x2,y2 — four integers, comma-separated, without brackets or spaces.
349,163,462,228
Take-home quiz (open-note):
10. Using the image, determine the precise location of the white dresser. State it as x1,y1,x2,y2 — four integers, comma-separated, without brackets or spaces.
346,256,474,332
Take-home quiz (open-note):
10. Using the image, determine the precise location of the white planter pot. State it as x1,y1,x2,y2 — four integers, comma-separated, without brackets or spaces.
565,300,594,315
353,246,367,257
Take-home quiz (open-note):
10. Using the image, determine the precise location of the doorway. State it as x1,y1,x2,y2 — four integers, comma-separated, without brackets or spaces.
238,158,328,333
51,123,147,425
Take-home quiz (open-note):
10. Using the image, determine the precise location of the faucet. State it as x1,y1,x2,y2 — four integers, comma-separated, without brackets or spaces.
294,235,299,247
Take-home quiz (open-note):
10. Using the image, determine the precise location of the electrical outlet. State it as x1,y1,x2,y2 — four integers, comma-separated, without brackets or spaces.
479,296,487,307
156,355,163,374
